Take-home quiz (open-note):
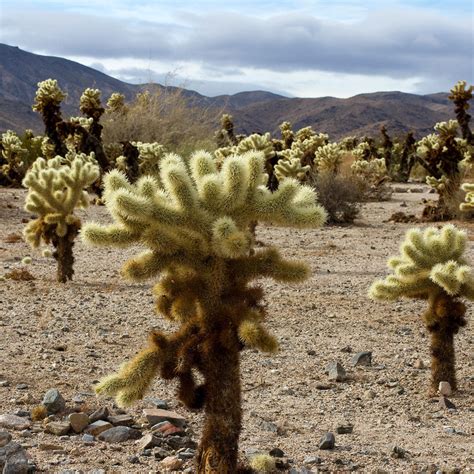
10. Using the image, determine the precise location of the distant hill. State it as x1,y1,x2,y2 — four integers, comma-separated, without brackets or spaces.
0,43,460,140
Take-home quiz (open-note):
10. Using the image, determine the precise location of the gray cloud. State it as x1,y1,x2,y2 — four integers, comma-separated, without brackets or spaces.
1,6,472,93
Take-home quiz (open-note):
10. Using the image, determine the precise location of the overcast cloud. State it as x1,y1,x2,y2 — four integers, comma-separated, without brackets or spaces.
0,0,472,97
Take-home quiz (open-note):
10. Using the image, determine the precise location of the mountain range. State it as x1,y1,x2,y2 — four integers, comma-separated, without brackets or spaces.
0,43,459,140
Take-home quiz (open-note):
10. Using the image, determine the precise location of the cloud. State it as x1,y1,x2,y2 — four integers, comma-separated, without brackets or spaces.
0,2,472,95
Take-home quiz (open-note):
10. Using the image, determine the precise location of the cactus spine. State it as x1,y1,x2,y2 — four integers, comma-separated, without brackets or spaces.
82,150,326,472
23,152,99,282
369,225,473,392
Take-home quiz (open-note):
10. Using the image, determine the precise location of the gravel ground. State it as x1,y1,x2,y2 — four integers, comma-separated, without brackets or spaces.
0,185,473,473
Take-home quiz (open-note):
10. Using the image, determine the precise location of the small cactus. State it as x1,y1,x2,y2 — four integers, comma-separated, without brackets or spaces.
23,152,100,282
369,224,472,392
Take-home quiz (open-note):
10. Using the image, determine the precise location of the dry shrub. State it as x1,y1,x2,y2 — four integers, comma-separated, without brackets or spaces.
4,233,22,243
311,172,363,224
31,405,48,421
102,86,219,155
5,268,35,281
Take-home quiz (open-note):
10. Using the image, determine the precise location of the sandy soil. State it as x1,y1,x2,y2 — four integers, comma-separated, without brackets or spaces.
0,185,473,473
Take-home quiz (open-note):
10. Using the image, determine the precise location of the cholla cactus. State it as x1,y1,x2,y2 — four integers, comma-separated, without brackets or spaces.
279,121,294,148
132,141,168,176
274,157,310,182
426,175,449,193
23,152,99,282
235,133,275,162
351,157,387,185
369,224,472,392
79,88,105,141
82,150,326,472
314,143,344,174
215,113,238,147
0,130,28,186
32,79,67,156
107,92,127,113
449,80,473,144
460,183,474,211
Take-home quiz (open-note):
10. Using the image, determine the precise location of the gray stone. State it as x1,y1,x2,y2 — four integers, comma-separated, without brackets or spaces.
107,414,134,426
97,426,141,443
89,407,110,423
351,351,372,367
319,432,335,450
0,415,31,431
146,398,169,410
336,424,353,434
143,408,186,428
391,446,407,459
304,456,322,465
68,412,90,433
0,431,12,447
85,420,112,436
327,362,347,382
138,433,161,450
154,447,172,460
0,442,29,474
45,421,70,436
42,389,66,414
81,434,95,443
269,447,285,458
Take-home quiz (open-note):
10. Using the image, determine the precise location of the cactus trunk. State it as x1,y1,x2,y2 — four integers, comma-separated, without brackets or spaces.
428,327,456,392
196,329,242,474
51,224,79,283
424,293,467,393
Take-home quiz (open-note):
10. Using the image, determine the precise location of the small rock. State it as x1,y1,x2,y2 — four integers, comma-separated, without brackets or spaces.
443,426,456,434
304,456,322,465
391,446,407,459
81,434,95,443
153,421,184,437
108,414,134,426
146,398,169,410
68,412,90,433
98,426,141,443
413,359,425,369
269,447,285,457
160,455,184,471
261,421,278,432
89,407,110,423
69,447,82,457
85,420,112,436
351,351,372,367
127,455,140,464
438,381,452,396
15,384,28,390
42,389,66,414
38,443,63,451
439,396,456,410
45,421,70,436
0,415,31,431
143,408,186,428
154,447,172,460
0,432,12,447
327,362,346,382
0,442,29,474
138,433,161,450
177,450,194,460
336,424,353,434
319,432,335,450
340,345,352,353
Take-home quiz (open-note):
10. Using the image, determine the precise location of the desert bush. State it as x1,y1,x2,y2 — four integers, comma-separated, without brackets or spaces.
82,150,326,472
103,87,217,155
310,172,362,224
23,152,99,282
369,224,473,393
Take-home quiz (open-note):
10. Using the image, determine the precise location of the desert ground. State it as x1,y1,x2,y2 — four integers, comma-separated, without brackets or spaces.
0,185,473,473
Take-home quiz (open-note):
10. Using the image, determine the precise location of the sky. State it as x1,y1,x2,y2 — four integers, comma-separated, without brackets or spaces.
0,0,473,98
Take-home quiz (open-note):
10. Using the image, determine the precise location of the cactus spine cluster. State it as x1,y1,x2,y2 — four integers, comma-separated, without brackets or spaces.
0,130,28,186
449,80,473,144
23,152,99,282
369,225,472,392
82,150,326,472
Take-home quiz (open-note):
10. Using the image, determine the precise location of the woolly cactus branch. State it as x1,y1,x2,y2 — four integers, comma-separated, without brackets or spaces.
369,225,472,392
82,150,326,472
23,152,99,282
